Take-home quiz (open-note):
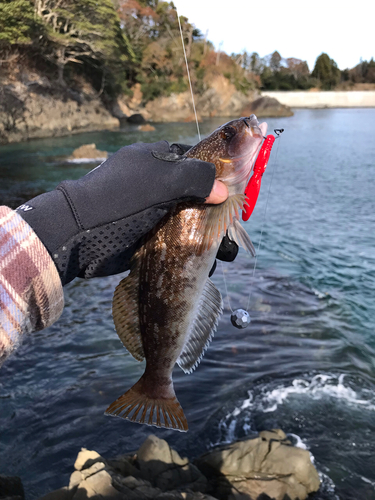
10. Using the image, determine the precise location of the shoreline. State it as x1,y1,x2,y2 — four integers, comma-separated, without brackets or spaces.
261,90,375,108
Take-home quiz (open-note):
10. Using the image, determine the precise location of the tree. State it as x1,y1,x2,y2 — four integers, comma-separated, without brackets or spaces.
34,0,134,91
312,53,340,90
270,50,281,72
0,0,44,46
250,52,261,74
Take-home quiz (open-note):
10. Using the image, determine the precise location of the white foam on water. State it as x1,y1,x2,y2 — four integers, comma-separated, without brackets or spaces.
259,373,375,413
66,157,107,163
318,472,340,500
360,475,375,487
218,373,375,451
288,432,308,450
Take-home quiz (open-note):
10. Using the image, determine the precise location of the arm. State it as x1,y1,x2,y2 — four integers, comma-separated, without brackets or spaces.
0,207,64,364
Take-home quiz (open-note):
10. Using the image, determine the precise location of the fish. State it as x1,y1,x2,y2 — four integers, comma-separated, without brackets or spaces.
105,115,268,431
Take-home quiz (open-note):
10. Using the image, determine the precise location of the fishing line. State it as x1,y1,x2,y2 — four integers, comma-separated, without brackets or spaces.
176,10,201,141
245,137,281,313
175,9,283,327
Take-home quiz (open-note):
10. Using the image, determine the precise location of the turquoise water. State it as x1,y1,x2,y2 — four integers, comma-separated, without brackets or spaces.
0,109,374,499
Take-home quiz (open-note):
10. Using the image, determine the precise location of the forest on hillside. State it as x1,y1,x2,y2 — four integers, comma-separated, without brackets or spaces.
1,0,374,102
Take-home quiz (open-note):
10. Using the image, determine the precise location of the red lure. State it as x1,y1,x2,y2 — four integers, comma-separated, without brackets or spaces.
242,134,275,221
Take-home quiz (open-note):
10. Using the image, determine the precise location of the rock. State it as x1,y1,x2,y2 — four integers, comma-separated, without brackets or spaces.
69,144,108,160
183,114,202,123
143,76,259,122
74,448,105,471
107,456,141,478
195,429,320,500
37,431,319,500
137,435,207,492
127,113,146,124
37,487,77,500
0,475,24,500
0,80,119,145
138,124,156,131
241,96,293,118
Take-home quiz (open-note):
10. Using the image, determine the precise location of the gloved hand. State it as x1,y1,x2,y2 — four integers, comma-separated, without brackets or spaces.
18,141,236,285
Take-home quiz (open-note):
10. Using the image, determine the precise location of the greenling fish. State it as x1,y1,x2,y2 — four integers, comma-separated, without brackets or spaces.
105,115,268,431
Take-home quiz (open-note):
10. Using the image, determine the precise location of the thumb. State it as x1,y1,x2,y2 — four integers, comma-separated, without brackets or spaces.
204,180,228,204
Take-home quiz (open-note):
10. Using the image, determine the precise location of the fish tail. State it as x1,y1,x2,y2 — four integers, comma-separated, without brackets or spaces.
105,375,188,432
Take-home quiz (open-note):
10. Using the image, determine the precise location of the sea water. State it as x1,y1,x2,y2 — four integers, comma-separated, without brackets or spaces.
0,109,374,499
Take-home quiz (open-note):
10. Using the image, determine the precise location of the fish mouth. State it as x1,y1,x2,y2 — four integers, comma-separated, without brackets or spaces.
243,114,265,138
218,119,268,186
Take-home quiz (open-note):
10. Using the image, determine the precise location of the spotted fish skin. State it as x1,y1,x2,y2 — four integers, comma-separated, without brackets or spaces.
106,116,267,431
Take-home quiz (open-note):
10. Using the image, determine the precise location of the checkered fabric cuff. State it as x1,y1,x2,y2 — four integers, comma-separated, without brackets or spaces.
0,206,64,363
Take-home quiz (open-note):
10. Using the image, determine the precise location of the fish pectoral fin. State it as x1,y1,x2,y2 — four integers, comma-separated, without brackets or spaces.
105,376,188,432
227,217,256,257
112,266,144,362
195,194,246,253
177,278,223,374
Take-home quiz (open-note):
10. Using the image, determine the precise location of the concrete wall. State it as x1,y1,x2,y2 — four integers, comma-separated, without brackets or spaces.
261,91,375,108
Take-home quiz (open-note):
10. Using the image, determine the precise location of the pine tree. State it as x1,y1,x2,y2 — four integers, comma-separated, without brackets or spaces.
34,0,134,92
0,0,43,45
312,53,341,90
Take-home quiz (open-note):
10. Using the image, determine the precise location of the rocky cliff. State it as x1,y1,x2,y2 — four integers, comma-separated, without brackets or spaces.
0,71,292,145
0,77,119,145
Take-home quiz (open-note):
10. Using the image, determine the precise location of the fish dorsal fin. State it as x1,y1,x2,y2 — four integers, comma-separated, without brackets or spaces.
196,194,246,253
112,264,144,362
177,278,223,374
227,217,256,256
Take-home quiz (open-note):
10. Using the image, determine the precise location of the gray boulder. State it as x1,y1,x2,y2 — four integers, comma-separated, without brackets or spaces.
241,96,293,118
195,429,319,500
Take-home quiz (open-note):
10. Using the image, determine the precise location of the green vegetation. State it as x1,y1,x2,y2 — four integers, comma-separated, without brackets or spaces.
0,0,44,45
0,0,373,102
311,53,340,90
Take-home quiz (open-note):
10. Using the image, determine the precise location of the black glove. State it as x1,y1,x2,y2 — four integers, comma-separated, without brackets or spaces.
18,141,238,285
18,141,217,285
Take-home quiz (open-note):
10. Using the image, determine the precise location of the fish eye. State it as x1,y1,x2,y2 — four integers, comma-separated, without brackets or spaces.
220,126,236,140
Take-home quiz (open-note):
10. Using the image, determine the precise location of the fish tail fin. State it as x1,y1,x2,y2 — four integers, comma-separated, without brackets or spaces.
105,376,188,432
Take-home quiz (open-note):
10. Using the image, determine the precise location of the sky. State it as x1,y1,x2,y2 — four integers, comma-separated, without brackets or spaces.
172,0,374,72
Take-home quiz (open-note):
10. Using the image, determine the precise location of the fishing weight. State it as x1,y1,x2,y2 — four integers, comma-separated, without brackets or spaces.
231,309,251,329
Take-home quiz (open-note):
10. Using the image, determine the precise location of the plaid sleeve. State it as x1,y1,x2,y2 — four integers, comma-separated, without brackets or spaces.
0,206,64,362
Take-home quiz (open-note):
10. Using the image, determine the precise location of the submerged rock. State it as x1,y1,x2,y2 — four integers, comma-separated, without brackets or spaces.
68,143,108,160
241,96,293,118
37,432,320,500
138,124,156,131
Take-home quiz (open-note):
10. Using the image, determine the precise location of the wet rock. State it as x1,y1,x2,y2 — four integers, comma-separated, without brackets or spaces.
0,475,24,500
69,144,108,160
127,113,146,124
241,96,294,118
195,429,319,500
138,124,156,131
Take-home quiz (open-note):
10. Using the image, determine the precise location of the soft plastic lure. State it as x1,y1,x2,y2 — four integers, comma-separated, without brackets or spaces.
242,129,283,221
242,135,274,221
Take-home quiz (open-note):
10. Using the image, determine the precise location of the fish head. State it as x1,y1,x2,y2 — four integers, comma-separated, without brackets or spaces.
187,115,268,188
